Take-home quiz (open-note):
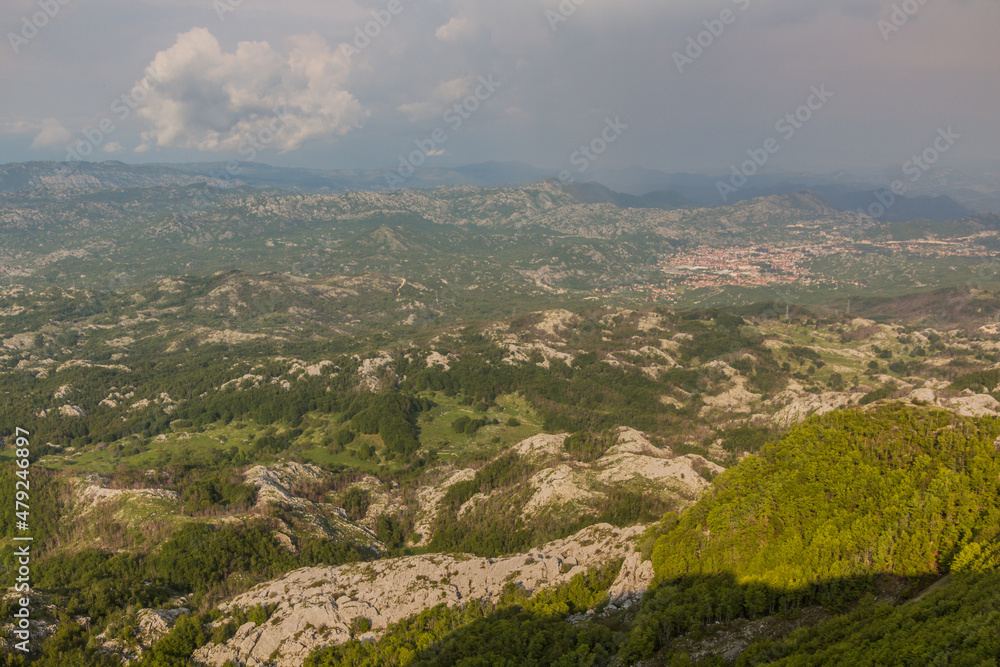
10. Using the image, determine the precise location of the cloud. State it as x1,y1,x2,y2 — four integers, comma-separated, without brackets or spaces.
1,121,36,135
102,141,125,153
29,118,72,149
397,76,474,122
134,27,367,153
2,0,998,171
436,17,475,42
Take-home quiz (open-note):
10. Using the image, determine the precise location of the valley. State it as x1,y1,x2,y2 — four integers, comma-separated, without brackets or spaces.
5,0,998,662
2,174,1000,666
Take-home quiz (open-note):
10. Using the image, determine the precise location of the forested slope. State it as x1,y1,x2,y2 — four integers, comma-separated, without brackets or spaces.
623,405,1000,663
300,405,1000,666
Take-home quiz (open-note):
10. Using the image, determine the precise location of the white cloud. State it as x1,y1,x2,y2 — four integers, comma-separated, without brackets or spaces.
396,76,473,122
102,141,125,153
435,17,475,42
29,118,72,149
0,121,35,135
134,27,367,153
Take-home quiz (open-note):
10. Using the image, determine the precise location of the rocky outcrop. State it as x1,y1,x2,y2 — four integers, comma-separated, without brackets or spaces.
520,428,722,520
425,351,452,370
903,382,1000,417
522,465,599,517
58,404,86,418
597,428,722,490
770,385,858,428
700,361,763,415
97,607,189,664
950,393,1000,417
412,468,476,546
192,524,647,667
76,479,180,508
513,433,567,459
245,463,326,511
137,608,189,650
356,353,393,392
606,549,656,605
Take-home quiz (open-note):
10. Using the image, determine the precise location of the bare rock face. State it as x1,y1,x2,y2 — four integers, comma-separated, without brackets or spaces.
137,608,190,648
596,428,723,491
607,549,655,605
425,351,452,370
243,463,380,549
75,477,180,512
907,387,939,405
904,385,1000,417
97,607,189,664
356,353,393,392
950,393,1000,417
699,362,762,416
58,404,87,418
512,433,568,459
533,309,579,338
192,524,647,667
522,464,599,517
245,462,326,510
770,389,856,429
520,428,722,520
412,468,477,546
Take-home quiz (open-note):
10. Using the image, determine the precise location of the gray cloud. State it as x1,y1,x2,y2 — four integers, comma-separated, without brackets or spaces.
134,27,367,153
29,118,71,149
0,0,997,174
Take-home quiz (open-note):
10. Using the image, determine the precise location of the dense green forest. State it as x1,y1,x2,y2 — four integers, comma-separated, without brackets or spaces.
736,570,1000,666
620,405,1000,663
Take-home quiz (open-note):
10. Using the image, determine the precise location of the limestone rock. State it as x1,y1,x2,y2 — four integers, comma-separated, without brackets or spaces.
607,549,655,604
59,404,87,418
137,608,189,648
193,524,644,667
948,393,1000,417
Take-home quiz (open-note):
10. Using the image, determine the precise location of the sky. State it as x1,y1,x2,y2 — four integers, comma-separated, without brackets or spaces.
1,0,998,176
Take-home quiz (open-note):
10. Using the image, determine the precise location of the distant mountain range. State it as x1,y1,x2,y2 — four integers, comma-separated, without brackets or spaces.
0,159,556,195
1,159,995,221
548,180,697,210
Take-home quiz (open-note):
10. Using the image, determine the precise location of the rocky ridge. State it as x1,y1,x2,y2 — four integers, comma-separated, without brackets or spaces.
192,523,650,667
